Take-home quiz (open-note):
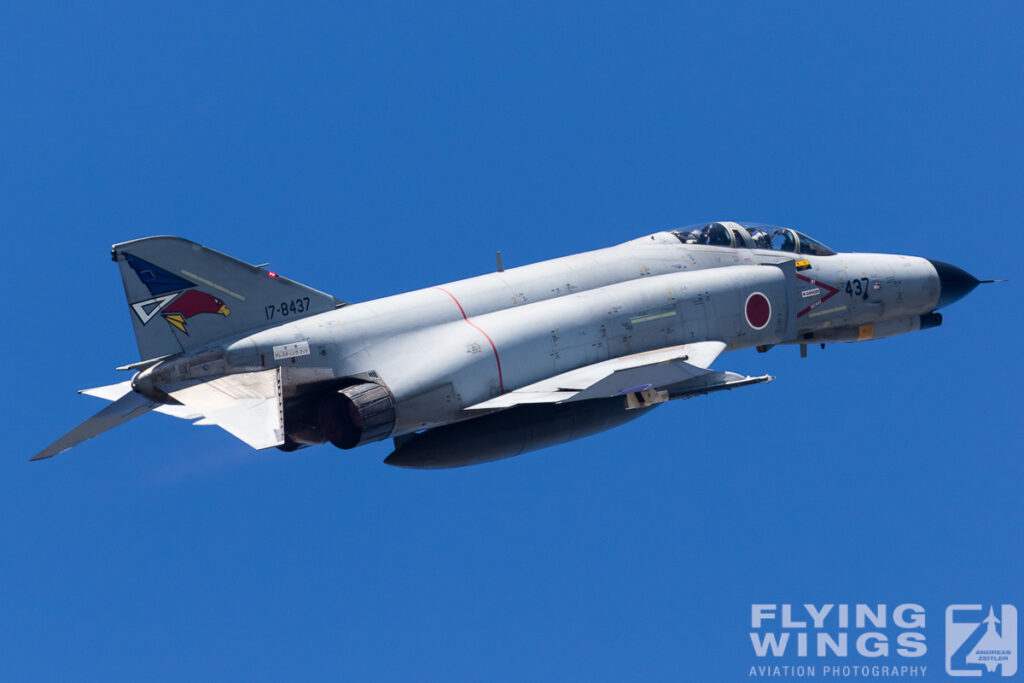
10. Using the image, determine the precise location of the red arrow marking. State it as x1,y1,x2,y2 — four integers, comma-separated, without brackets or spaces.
796,273,841,318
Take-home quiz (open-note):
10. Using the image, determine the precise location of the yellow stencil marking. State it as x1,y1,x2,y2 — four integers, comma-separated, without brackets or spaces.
808,305,848,318
630,311,677,325
180,269,246,301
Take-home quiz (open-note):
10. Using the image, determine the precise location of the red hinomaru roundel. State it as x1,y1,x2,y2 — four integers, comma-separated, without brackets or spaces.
745,292,771,330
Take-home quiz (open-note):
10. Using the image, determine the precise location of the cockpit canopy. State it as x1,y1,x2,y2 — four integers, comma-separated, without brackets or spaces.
671,221,836,257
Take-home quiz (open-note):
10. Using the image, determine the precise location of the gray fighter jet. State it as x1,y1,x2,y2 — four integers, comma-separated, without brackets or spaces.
33,221,992,468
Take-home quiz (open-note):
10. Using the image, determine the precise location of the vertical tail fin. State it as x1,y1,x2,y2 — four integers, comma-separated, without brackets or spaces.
112,236,343,360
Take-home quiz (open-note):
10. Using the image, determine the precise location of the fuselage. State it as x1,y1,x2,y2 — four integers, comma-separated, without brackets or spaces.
198,230,942,436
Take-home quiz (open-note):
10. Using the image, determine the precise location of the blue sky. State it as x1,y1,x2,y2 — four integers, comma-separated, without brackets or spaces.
1,2,1021,681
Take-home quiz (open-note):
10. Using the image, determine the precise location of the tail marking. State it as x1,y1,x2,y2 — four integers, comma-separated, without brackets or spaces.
125,254,195,294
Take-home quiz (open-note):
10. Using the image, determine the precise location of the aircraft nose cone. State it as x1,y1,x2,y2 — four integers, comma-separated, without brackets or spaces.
927,259,980,309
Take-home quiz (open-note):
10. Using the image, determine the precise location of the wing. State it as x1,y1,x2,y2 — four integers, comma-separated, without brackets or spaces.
34,368,284,460
468,341,771,410
84,370,285,448
161,368,285,450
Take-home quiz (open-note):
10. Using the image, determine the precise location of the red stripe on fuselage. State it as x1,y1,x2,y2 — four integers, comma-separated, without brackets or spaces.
434,287,505,394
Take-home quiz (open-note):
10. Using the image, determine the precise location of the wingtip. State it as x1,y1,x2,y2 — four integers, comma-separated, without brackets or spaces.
29,450,59,462
30,443,73,460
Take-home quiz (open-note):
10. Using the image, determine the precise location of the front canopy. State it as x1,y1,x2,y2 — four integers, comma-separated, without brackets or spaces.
672,221,836,256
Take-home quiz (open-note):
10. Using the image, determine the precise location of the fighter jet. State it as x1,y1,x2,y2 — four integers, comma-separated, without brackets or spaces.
32,221,993,468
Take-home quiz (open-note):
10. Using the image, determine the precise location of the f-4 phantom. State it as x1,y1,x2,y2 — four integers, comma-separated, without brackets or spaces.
34,222,992,468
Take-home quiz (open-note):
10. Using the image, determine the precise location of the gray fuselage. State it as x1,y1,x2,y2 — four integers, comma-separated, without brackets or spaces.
214,231,940,435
